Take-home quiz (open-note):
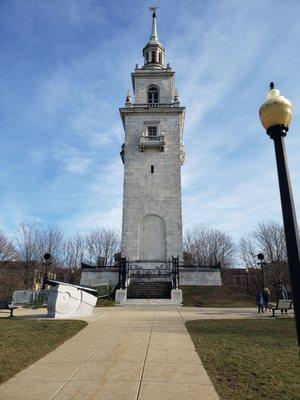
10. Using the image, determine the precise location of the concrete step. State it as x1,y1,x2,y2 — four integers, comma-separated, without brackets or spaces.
123,298,176,306
127,282,172,299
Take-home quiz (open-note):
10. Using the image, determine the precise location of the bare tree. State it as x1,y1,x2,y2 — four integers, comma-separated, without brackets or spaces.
101,229,121,266
15,223,66,288
41,226,65,267
15,223,43,289
4,223,120,292
85,228,120,266
238,221,288,287
63,233,85,270
184,224,236,268
0,231,16,264
0,231,19,298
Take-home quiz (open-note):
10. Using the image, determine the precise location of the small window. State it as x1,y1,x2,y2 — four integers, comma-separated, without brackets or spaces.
148,126,157,137
159,52,162,64
152,50,156,62
151,165,154,173
148,86,159,104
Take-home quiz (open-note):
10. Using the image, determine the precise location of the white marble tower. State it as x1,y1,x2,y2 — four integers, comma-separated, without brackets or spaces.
119,10,185,264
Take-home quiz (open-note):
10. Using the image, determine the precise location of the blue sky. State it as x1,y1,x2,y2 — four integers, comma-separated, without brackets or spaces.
0,0,300,240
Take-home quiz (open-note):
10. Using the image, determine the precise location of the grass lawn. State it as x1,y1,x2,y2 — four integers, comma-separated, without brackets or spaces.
96,298,115,307
0,319,87,384
181,285,255,307
186,319,298,400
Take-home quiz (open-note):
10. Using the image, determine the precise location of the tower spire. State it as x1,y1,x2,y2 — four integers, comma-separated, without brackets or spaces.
149,6,158,43
142,6,165,70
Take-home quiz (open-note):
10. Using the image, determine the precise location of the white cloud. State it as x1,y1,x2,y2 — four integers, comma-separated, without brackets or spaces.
52,146,92,173
1,0,300,242
71,205,122,233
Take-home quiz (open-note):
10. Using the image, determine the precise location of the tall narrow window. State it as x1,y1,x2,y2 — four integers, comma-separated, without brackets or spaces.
151,165,154,174
152,50,156,62
148,126,157,137
148,86,159,104
159,52,162,64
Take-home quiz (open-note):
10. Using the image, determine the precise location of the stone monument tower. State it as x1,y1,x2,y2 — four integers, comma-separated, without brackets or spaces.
80,9,221,299
119,9,185,267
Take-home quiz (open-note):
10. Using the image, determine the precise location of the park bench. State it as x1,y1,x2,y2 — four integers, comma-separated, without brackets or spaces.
0,300,17,318
268,299,293,318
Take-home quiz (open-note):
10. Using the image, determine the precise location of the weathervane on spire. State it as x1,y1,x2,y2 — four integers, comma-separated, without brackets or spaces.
149,4,158,18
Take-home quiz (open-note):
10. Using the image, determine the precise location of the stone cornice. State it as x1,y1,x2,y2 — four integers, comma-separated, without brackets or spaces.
119,106,185,135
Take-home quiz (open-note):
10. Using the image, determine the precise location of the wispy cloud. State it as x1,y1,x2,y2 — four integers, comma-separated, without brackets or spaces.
0,0,299,242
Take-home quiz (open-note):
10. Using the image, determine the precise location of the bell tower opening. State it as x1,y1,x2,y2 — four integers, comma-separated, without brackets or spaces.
148,86,159,104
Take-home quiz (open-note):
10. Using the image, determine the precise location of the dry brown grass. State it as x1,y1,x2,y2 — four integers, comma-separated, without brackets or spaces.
0,319,87,383
187,319,298,400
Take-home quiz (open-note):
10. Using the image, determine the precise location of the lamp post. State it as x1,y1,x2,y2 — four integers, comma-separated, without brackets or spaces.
257,253,266,288
245,268,249,294
42,253,51,290
259,82,300,346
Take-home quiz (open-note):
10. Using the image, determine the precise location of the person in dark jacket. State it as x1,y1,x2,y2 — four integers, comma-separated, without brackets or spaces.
256,290,264,313
276,282,288,313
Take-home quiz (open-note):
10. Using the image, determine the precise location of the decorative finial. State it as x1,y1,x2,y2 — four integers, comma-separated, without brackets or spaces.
174,89,179,104
126,89,132,105
270,82,275,90
149,4,158,18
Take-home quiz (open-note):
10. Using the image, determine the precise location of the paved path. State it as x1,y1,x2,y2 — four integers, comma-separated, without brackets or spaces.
1,306,221,400
1,306,294,399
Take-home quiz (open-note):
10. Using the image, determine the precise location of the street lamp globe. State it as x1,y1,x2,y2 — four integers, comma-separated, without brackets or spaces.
259,82,292,132
259,82,300,346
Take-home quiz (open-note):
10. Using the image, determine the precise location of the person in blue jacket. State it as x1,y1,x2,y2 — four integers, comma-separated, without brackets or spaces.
256,290,264,313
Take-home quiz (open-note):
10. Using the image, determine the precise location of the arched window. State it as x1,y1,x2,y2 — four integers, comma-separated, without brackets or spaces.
159,52,162,64
151,50,156,63
148,86,159,104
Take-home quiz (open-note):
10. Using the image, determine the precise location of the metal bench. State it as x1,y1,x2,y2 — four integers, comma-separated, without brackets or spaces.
268,299,293,317
0,300,17,318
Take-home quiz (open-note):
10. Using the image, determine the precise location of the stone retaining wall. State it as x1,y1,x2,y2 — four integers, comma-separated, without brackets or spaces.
80,267,222,287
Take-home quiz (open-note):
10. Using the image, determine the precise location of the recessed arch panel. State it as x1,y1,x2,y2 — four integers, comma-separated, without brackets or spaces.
139,214,166,260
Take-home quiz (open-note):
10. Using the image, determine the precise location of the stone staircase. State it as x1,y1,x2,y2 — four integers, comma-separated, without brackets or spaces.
127,281,172,299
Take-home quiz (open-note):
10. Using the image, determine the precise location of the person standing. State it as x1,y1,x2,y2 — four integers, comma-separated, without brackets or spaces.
276,281,288,299
263,287,271,312
256,290,264,313
276,282,288,314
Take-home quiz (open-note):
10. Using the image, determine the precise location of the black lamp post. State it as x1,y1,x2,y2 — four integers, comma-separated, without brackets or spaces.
42,253,51,289
257,253,266,288
245,268,249,294
259,82,300,346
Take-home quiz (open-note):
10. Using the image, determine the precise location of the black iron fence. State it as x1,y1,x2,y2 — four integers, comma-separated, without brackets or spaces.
118,257,181,290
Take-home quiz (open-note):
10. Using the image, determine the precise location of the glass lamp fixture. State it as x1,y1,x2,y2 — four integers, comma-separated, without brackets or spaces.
259,82,292,132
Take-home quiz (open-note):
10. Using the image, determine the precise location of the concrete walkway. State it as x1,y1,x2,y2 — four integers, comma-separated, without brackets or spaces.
1,306,221,400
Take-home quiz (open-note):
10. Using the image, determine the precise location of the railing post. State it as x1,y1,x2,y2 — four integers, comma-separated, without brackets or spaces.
172,256,177,289
172,256,179,289
176,257,180,289
120,257,126,290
